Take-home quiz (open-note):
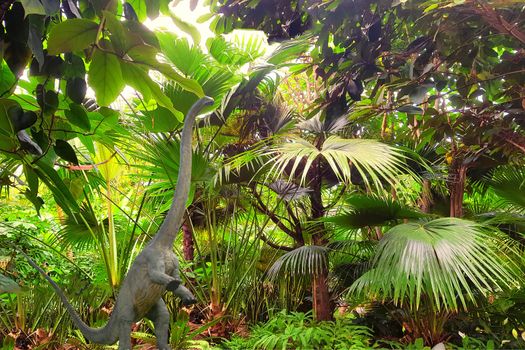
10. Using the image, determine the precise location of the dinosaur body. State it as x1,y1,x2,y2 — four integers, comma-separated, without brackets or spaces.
24,96,214,350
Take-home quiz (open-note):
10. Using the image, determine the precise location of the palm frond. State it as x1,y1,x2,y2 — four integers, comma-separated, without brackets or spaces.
323,195,425,229
208,30,267,66
157,33,209,77
267,136,407,189
131,135,214,204
155,34,239,114
268,180,311,201
56,204,106,250
216,139,269,185
267,245,328,282
488,166,525,212
267,33,313,65
297,114,348,134
349,218,522,312
0,156,19,196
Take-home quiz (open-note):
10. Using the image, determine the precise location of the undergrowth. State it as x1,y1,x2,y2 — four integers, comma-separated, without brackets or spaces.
221,310,373,350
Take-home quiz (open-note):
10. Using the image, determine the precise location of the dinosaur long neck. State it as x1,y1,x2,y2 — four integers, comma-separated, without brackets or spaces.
22,252,119,345
152,97,213,248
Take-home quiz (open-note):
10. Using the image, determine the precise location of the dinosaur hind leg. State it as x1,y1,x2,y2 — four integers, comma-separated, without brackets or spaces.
146,299,171,350
116,319,133,350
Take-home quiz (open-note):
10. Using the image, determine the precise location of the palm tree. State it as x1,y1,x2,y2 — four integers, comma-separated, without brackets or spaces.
348,217,522,344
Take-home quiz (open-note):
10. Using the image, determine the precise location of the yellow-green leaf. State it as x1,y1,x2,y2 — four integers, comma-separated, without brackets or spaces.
47,19,99,55
88,49,124,107
120,60,182,121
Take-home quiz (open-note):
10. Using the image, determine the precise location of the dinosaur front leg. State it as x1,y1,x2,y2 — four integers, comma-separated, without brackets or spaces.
147,256,179,287
146,299,171,350
166,257,197,306
172,284,197,306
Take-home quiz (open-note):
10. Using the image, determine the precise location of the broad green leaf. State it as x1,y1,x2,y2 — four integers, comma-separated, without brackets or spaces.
19,0,46,15
90,0,117,13
0,99,18,136
65,103,91,131
122,21,160,49
397,105,424,115
126,45,204,97
47,19,99,55
0,61,16,96
40,0,60,15
126,0,147,22
11,111,37,132
170,12,201,45
103,11,127,54
146,0,160,19
120,61,182,120
197,13,215,23
54,139,79,165
88,49,124,106
0,274,21,293
66,77,87,104
141,106,181,132
23,164,39,194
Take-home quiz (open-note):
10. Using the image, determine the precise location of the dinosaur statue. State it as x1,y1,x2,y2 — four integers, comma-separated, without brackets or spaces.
23,96,214,350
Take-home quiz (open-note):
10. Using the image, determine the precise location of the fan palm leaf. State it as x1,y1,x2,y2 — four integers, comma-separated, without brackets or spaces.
56,204,107,250
209,30,267,66
488,166,525,212
267,136,407,189
323,194,426,229
267,245,328,282
349,218,522,312
132,135,214,207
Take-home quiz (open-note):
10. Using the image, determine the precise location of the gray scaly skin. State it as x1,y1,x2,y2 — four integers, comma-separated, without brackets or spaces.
23,96,214,350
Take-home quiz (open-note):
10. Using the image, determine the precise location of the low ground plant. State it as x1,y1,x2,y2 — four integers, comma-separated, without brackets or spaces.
222,310,372,350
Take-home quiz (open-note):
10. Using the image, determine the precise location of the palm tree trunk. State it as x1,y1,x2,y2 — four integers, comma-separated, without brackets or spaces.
448,157,467,218
182,214,194,261
419,179,432,213
312,269,331,321
310,227,332,321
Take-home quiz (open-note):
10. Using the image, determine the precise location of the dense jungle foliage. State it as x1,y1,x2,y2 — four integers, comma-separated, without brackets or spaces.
1,0,525,349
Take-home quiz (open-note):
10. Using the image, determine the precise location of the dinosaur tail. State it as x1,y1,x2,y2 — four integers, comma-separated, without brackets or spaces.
22,252,119,345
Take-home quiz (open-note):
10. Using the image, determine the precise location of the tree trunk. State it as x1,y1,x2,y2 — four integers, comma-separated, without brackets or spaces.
448,158,467,218
419,179,432,213
312,269,331,321
182,213,194,261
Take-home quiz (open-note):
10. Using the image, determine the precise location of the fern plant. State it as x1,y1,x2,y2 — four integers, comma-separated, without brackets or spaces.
222,310,373,350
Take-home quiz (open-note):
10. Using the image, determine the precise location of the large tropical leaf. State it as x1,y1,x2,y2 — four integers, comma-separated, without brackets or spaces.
267,136,407,189
350,218,522,311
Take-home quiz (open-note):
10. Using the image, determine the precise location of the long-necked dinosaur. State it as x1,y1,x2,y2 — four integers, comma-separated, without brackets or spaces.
23,96,214,350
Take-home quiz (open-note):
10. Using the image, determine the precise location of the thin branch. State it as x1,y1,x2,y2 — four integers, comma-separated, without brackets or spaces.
257,232,294,251
474,0,525,45
250,184,298,239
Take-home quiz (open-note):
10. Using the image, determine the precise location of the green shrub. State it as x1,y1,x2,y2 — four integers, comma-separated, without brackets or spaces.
222,310,372,350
